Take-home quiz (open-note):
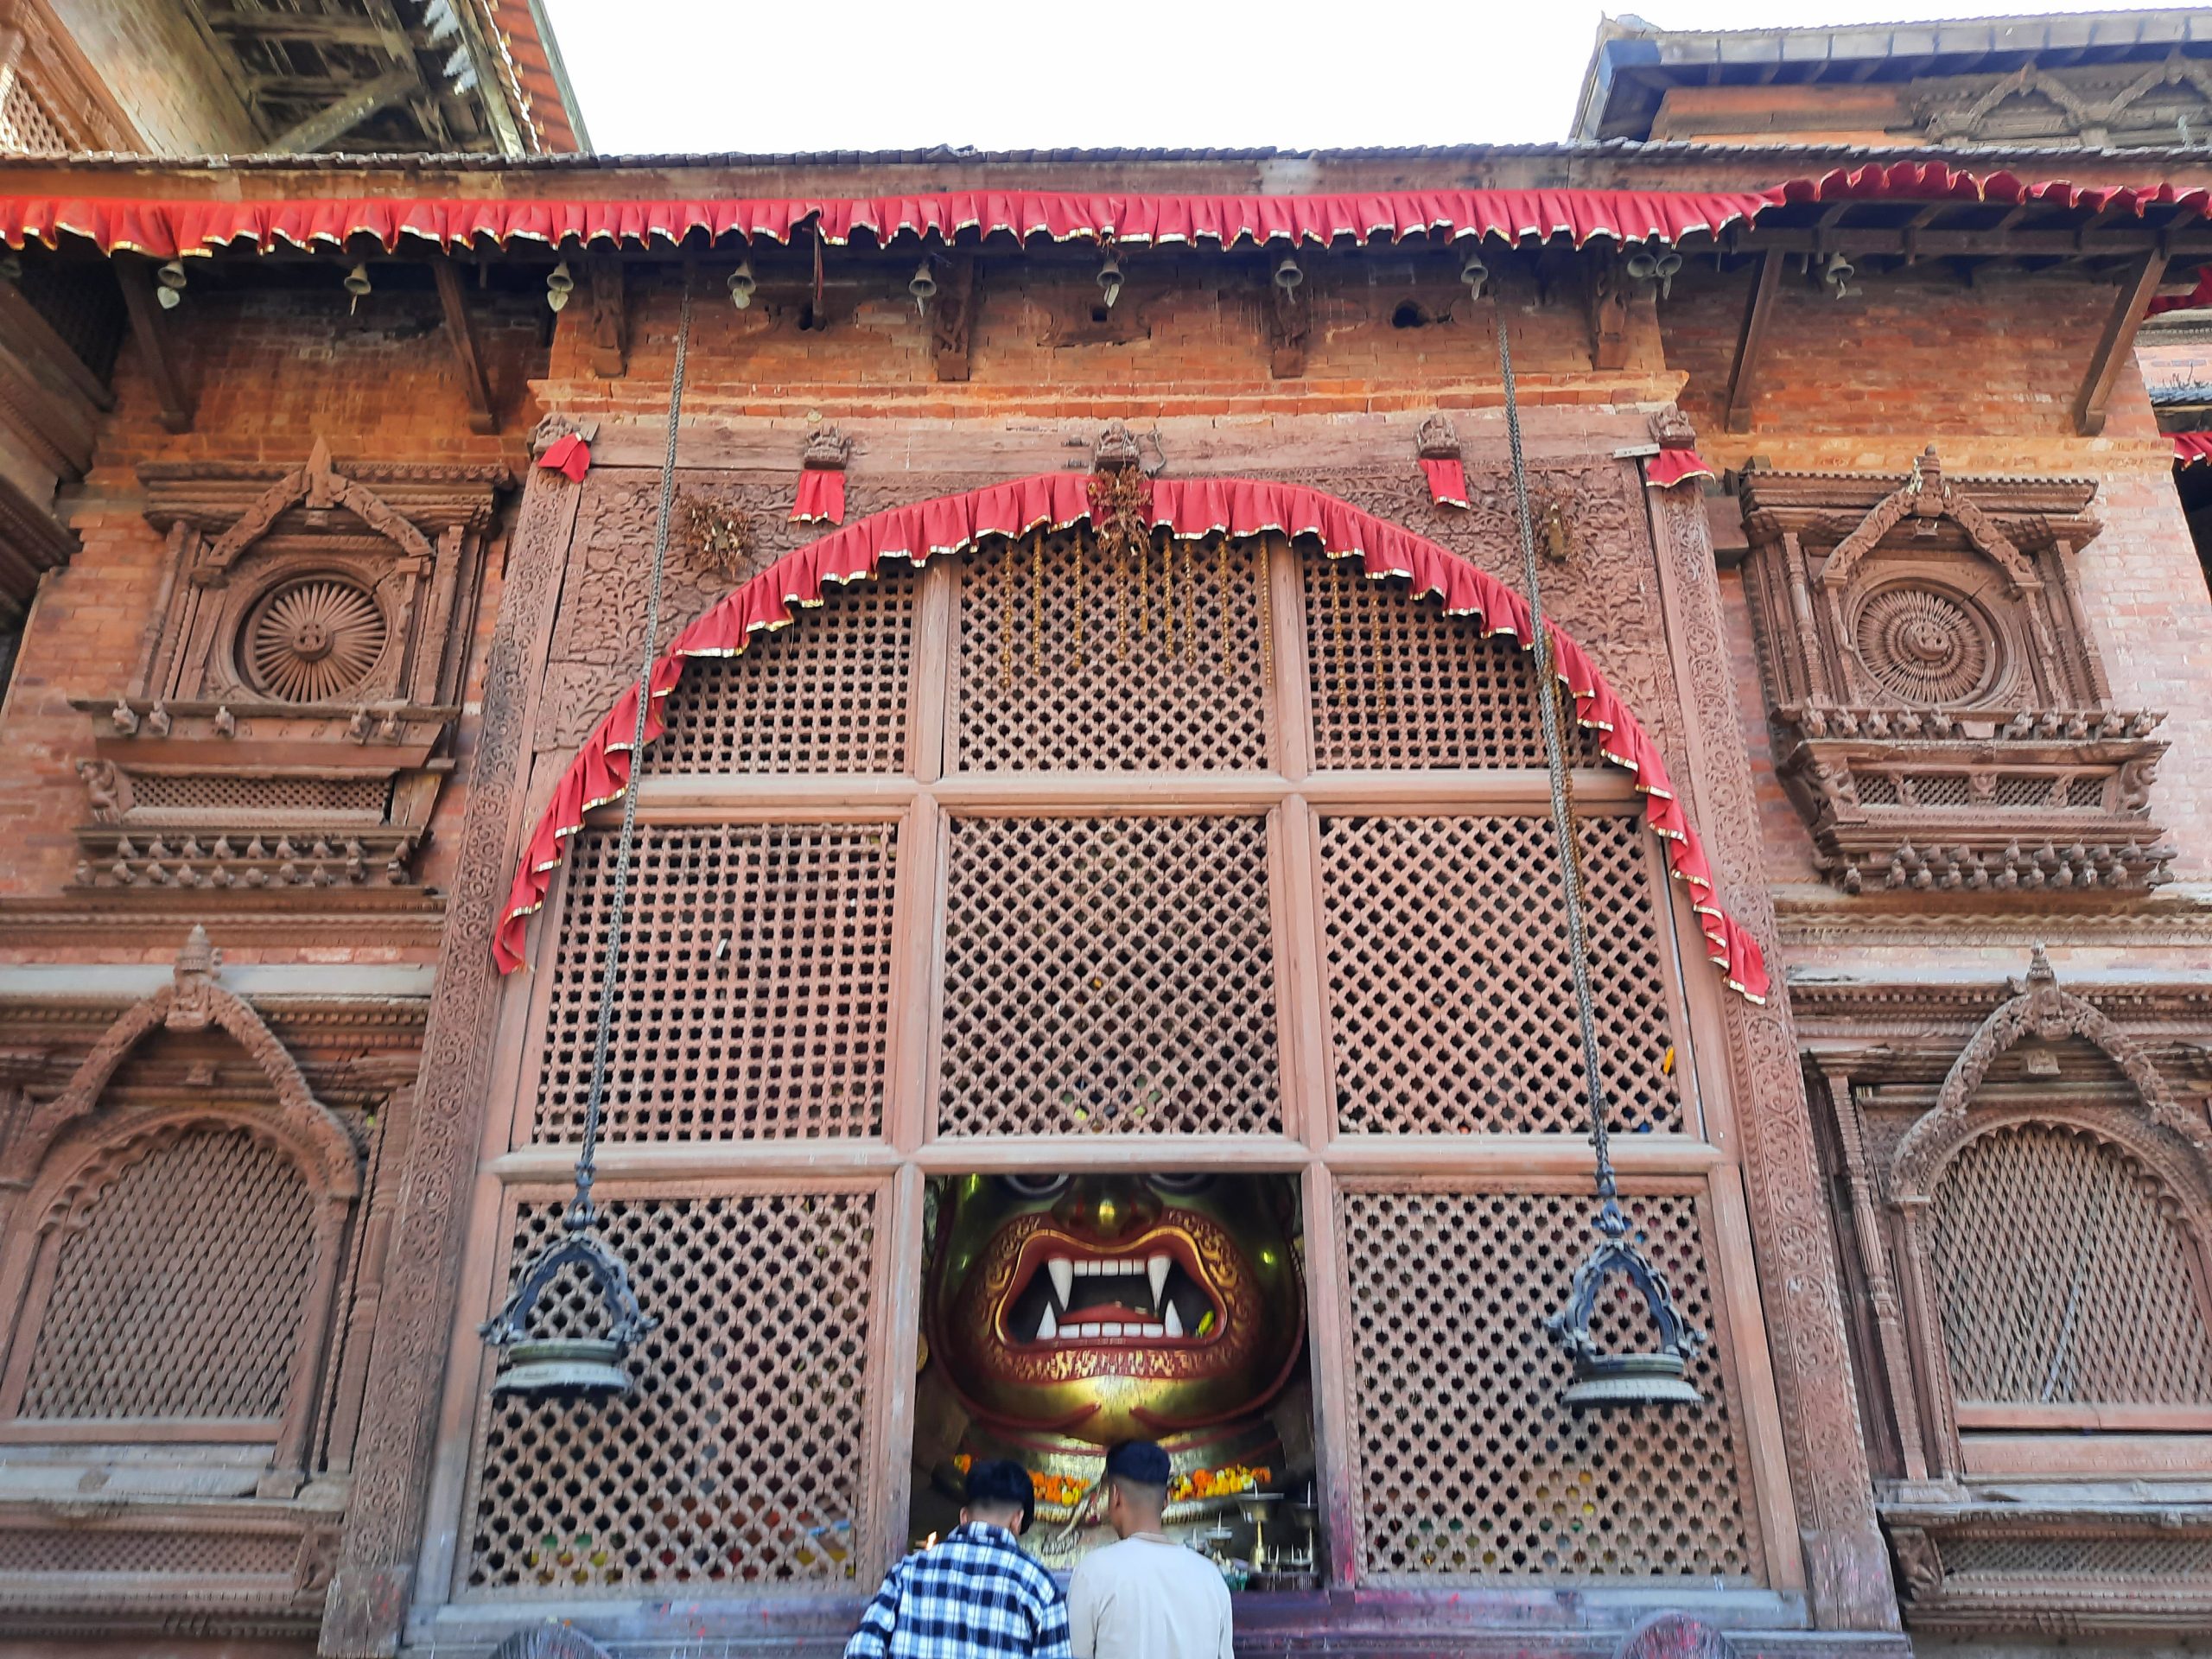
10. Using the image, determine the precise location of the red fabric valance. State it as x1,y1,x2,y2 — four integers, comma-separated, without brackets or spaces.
7,164,2208,262
2175,432,2212,466
1645,448,1715,490
0,188,1779,257
493,474,1769,1003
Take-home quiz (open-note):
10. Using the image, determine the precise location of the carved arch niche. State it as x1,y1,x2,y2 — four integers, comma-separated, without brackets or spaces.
67,441,510,893
1737,448,2171,893
1817,949,2212,1634
0,930,360,1502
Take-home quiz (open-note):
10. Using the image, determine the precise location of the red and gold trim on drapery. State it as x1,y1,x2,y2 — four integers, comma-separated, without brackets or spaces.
1418,456,1469,508
2175,433,2212,467
792,467,846,524
1645,448,1715,490
492,474,1770,1003
4,163,2208,262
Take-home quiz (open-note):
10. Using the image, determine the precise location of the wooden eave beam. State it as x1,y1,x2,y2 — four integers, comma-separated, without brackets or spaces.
266,65,419,151
1726,248,1780,435
1735,227,2212,258
205,13,394,48
430,257,497,434
113,257,191,434
2073,245,2169,437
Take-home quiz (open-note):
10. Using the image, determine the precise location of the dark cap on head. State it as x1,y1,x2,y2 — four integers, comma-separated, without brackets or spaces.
963,1458,1036,1533
1104,1440,1172,1488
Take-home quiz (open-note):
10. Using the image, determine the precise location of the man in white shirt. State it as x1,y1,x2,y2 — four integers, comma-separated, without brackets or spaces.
1068,1440,1233,1659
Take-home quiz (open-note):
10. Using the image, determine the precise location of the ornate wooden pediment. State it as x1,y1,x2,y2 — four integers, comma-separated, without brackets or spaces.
63,443,510,898
1738,448,2171,894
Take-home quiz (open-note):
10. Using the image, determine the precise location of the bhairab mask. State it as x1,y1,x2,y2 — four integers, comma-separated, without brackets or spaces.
926,1173,1305,1445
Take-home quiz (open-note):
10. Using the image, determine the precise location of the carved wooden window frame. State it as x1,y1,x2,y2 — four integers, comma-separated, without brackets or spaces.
1879,961,2212,1482
0,955,361,1491
414,483,1807,1632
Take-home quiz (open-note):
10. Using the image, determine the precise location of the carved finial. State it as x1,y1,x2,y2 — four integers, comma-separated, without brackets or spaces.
1093,420,1142,472
1415,413,1462,461
304,436,342,511
110,699,138,736
144,702,171,738
166,925,221,1033
212,705,236,738
1910,444,1946,517
1647,405,1698,451
2018,943,2072,1040
801,424,852,471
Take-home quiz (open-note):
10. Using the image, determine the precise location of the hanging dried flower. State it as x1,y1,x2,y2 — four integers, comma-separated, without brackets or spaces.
681,491,754,580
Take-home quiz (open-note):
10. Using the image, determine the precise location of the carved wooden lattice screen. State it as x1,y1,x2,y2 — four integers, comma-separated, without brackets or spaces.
1929,1122,2212,1408
13,1127,318,1423
459,501,1777,1610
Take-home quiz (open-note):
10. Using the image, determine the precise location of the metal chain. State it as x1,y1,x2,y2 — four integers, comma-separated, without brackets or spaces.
1497,319,1624,1236
566,273,694,1232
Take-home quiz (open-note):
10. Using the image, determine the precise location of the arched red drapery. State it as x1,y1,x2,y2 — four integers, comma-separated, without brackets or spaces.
495,474,1769,1003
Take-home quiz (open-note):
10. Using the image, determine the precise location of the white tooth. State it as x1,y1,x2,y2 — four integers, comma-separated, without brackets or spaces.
1143,1322,1165,1338
1078,1261,1096,1278
1164,1303,1183,1338
1077,1323,1101,1338
1103,1323,1123,1337
1048,1259,1072,1305
1038,1304,1058,1341
1148,1255,1171,1307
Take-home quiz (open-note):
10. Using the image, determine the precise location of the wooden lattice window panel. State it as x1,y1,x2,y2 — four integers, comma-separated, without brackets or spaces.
954,531,1271,772
1319,814,1682,1135
938,814,1282,1135
0,78,64,154
0,1529,298,1575
1940,1535,2212,1578
18,1128,317,1421
650,571,918,775
127,773,390,817
536,823,899,1143
1929,1122,2212,1407
1304,557,1602,771
464,1191,878,1594
1339,1188,1754,1583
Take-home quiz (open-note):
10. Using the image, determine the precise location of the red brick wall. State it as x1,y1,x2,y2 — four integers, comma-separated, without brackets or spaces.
0,280,544,954
1662,258,2212,888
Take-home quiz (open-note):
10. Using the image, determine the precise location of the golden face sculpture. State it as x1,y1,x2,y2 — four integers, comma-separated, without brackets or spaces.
926,1173,1305,1446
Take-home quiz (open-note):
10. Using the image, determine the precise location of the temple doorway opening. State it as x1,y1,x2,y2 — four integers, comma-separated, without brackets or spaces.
911,1170,1318,1587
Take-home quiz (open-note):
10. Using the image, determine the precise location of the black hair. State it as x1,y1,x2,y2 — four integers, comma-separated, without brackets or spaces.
1103,1439,1172,1491
963,1458,1036,1534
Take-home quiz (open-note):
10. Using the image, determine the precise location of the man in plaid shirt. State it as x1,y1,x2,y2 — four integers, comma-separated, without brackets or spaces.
846,1459,1072,1659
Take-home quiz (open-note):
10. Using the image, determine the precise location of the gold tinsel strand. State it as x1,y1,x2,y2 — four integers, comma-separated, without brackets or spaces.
1117,531,1130,661
1163,534,1177,659
1179,535,1196,664
1137,527,1151,646
1255,542,1274,689
1030,528,1045,681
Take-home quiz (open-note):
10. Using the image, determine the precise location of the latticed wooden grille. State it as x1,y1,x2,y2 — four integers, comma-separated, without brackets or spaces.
1941,1535,2212,1578
650,570,918,775
1929,1122,2212,1406
938,813,1282,1135
1319,814,1682,1135
465,1191,879,1594
537,823,899,1142
0,1529,299,1574
19,1128,317,1421
955,531,1271,772
1339,1189,1755,1582
1305,557,1603,771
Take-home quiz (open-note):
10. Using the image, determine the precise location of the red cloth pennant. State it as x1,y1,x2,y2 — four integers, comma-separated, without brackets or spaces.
792,467,846,524
492,473,1769,1006
1419,456,1469,508
1645,448,1715,490
2176,433,2212,467
537,431,590,482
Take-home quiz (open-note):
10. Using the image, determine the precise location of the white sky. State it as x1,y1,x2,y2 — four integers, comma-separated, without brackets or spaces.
543,1,2173,155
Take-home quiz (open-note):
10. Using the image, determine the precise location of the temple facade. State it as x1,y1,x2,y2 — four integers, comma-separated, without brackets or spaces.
1,10,2211,1659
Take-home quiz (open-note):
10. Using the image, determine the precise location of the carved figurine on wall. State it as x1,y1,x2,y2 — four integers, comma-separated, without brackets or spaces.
913,1172,1316,1581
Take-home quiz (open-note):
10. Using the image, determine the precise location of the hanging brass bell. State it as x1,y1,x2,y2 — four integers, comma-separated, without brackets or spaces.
480,1223,655,1402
